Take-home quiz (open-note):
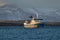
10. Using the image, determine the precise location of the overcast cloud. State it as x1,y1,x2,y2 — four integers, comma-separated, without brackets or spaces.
0,0,60,8
0,0,60,21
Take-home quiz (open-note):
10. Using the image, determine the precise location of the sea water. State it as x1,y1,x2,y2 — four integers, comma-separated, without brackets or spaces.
0,26,60,40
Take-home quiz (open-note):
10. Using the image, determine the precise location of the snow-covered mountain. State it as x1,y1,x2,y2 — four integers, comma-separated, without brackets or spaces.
0,5,60,22
0,5,36,20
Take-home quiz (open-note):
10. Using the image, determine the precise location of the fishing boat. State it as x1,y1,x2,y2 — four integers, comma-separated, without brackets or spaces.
24,17,41,28
24,13,43,28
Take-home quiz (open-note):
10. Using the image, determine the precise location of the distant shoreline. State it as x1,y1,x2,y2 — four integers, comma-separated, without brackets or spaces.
0,20,60,26
44,22,60,26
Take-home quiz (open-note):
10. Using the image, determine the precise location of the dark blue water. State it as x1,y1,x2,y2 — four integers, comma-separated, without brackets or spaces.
0,26,60,40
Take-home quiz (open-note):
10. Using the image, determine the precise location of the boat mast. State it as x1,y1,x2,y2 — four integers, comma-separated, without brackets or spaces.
36,13,39,19
33,8,41,22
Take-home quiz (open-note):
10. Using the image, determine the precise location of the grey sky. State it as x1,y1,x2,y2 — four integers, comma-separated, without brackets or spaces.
0,0,60,9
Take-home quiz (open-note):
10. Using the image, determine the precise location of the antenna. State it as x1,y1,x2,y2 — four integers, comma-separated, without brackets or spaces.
36,13,38,19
